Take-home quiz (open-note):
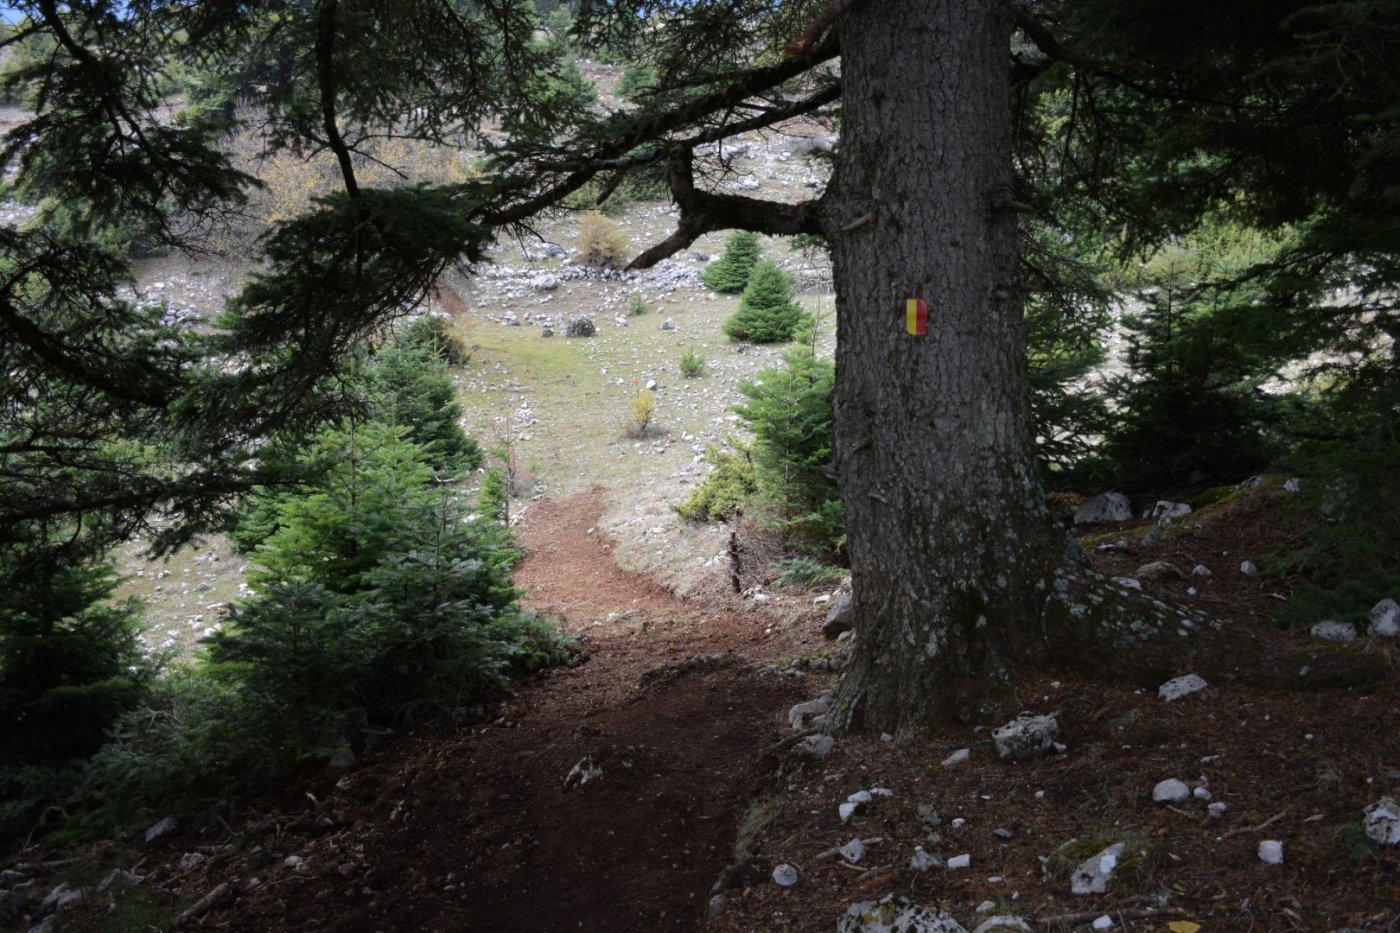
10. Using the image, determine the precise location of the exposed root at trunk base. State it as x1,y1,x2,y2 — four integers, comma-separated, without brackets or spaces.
825,562,1389,736
1041,564,1389,692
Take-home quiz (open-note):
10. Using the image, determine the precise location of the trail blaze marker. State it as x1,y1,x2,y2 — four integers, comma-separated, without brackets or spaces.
905,297,928,336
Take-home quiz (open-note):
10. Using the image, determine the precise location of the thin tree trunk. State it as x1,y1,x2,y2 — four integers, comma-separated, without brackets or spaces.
823,0,1062,733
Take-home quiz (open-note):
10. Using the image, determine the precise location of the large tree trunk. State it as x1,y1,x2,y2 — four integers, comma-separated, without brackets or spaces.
823,0,1062,734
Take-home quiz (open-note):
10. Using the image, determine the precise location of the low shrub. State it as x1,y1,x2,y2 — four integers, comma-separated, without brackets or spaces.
576,211,629,268
673,441,757,522
626,389,656,438
679,347,706,378
773,557,846,587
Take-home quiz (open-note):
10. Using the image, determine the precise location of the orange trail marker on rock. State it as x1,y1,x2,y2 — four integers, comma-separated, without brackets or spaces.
906,297,928,336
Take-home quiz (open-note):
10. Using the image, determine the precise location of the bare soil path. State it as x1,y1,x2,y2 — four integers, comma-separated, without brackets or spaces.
217,490,810,932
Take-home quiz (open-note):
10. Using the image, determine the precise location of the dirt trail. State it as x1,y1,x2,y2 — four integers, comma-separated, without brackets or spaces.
221,490,809,932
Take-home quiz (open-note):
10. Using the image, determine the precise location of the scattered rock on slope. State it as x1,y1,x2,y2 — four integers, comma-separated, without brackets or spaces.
1073,492,1132,524
992,713,1060,760
1369,598,1399,637
838,895,967,933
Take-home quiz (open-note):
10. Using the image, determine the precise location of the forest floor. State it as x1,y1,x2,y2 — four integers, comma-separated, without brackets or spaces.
4,70,1397,933
29,481,1398,933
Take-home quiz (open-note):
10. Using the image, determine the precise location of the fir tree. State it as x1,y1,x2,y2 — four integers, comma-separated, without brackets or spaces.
723,260,808,343
700,230,762,293
0,537,151,764
371,329,483,476
735,322,842,554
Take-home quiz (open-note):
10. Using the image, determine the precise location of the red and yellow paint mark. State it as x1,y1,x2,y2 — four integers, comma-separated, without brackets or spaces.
905,297,928,336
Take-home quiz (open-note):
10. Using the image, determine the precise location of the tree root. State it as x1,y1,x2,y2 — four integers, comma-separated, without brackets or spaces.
1041,564,1388,692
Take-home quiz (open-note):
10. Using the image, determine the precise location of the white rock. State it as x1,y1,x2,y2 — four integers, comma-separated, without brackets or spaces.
1158,673,1208,702
772,863,799,886
178,852,206,871
797,734,836,760
1240,560,1259,576
98,869,142,893
563,755,603,789
941,748,970,768
1311,620,1358,642
909,847,942,872
144,816,179,843
993,713,1060,760
1368,598,1400,637
1283,476,1302,493
1363,797,1400,845
947,853,971,869
326,746,356,779
840,838,868,863
1148,500,1192,522
973,917,1033,933
38,882,82,914
1092,916,1114,930
1074,492,1132,525
1070,842,1125,895
283,855,304,870
1207,802,1228,818
839,802,859,822
1192,564,1212,577
1112,576,1142,590
789,695,832,729
1152,778,1191,803
1258,840,1284,864
848,790,874,805
1193,787,1212,800
838,895,968,933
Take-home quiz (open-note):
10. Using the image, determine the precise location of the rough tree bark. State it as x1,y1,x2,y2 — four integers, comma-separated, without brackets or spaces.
820,0,1063,734
600,0,1386,734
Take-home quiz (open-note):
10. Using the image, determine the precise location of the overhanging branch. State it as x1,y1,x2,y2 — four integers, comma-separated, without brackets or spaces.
626,147,824,269
481,34,839,228
1011,3,1142,75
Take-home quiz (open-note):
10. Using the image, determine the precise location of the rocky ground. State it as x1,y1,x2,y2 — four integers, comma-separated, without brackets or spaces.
4,483,1397,933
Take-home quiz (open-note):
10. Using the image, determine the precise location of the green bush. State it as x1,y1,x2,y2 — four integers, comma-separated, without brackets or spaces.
701,230,762,293
673,317,840,554
679,347,706,378
0,543,153,766
617,63,658,100
371,328,483,476
399,314,472,366
1103,223,1287,489
773,557,846,587
735,335,843,553
674,442,757,522
723,260,809,343
478,466,512,524
1271,373,1400,630
229,328,482,552
627,292,650,316
210,419,564,753
16,416,568,842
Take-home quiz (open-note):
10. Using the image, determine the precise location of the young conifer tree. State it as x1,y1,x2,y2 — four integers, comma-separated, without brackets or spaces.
700,230,762,293
723,260,808,343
